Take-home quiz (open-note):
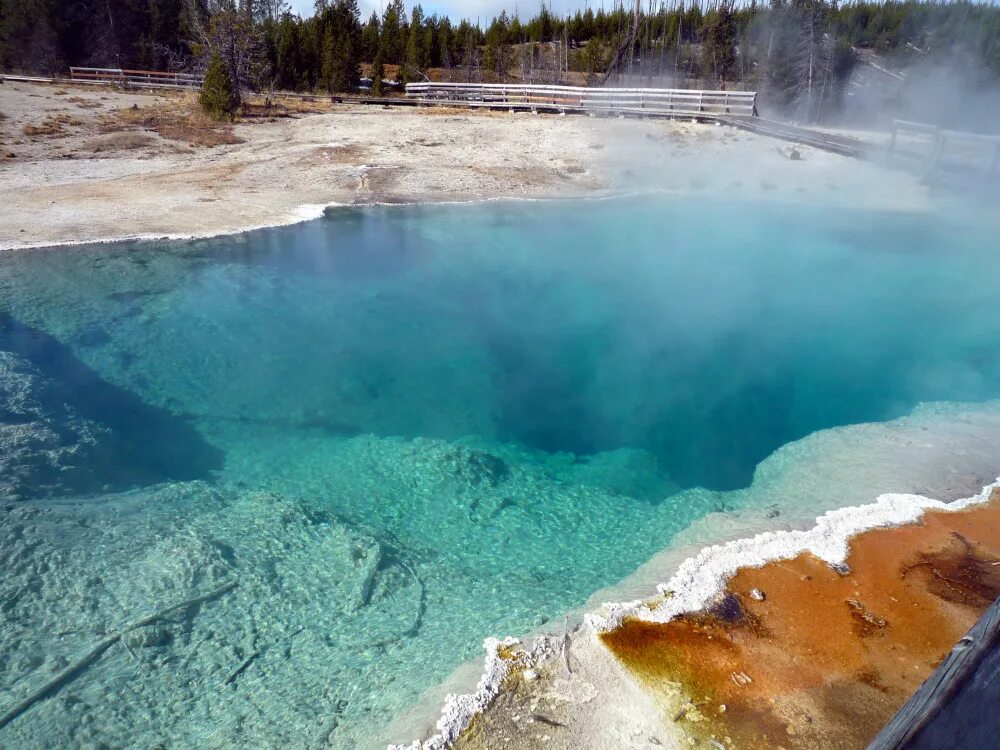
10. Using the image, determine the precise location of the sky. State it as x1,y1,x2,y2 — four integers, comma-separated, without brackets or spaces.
288,0,596,24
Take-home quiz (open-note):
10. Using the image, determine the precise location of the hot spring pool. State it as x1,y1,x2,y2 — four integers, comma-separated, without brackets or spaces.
3,196,1000,748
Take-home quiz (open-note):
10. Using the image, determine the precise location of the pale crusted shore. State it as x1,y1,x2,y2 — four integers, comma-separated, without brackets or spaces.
399,484,1000,750
384,403,1000,750
1,81,970,750
0,82,931,252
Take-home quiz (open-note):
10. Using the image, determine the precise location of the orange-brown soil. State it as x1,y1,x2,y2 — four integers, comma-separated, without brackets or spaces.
602,489,1000,749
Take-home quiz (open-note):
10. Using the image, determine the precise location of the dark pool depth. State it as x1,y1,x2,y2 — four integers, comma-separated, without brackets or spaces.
2,196,1000,748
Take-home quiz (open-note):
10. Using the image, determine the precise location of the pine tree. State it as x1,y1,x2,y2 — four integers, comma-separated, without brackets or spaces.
422,18,435,67
403,5,427,81
319,0,360,93
275,13,300,89
371,45,386,96
438,16,453,71
297,17,321,89
200,49,240,120
380,0,404,63
320,23,335,91
3,0,1000,114
701,2,738,84
360,10,379,63
0,0,63,73
484,11,514,82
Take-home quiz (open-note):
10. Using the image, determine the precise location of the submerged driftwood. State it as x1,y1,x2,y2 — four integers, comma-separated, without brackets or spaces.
0,580,238,731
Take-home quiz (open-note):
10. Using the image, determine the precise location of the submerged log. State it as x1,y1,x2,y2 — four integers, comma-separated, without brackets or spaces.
0,580,238,731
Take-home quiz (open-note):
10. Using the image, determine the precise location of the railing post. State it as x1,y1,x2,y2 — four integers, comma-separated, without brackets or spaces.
927,127,944,174
398,82,755,119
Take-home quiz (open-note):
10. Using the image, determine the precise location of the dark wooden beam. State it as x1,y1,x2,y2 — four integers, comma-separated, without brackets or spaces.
867,595,1000,750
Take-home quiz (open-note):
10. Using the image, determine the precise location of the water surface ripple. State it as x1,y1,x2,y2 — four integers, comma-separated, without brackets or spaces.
2,197,1000,748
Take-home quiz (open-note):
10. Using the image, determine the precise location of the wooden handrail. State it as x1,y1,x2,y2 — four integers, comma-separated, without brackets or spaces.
69,67,203,88
405,82,757,118
889,118,1000,175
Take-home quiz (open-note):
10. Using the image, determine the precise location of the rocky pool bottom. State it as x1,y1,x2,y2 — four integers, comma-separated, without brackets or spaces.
448,478,1000,750
3,198,1000,748
600,488,1000,750
4,401,1000,750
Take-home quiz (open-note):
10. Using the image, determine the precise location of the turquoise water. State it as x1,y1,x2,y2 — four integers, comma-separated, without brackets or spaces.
2,196,1000,748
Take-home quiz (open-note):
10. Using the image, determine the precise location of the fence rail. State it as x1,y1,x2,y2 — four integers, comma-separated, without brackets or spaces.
405,82,758,118
888,119,1000,176
69,67,203,88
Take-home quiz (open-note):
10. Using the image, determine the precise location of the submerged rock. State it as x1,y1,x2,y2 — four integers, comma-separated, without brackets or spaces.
0,349,114,502
0,314,224,502
0,482,423,749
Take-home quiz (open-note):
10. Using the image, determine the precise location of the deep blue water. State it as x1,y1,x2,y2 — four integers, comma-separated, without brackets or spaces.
5,198,1000,496
2,196,1000,748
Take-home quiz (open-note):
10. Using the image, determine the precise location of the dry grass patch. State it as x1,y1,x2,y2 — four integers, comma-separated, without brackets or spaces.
157,122,243,147
99,96,245,148
84,132,158,152
240,96,334,119
295,144,367,167
272,96,332,114
413,105,512,119
21,113,84,138
68,96,103,109
362,62,403,79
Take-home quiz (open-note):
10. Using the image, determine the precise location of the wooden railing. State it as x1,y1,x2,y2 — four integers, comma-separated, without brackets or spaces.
405,82,758,118
889,119,1000,176
69,67,203,89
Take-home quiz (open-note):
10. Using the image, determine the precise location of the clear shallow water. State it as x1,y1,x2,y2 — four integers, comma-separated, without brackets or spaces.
2,196,1000,748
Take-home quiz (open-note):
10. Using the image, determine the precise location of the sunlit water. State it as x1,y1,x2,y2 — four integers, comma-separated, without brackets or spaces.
3,197,1000,748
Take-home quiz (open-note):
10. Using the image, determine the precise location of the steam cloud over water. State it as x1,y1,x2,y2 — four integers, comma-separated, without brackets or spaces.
3,194,1000,748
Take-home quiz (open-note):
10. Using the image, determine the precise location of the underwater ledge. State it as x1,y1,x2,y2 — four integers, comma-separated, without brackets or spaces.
386,400,1000,750
5,194,996,746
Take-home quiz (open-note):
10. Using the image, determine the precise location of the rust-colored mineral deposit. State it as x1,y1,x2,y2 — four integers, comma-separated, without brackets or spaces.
602,489,1000,749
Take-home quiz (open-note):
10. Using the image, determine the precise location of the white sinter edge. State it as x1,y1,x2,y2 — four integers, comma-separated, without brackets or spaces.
0,193,652,252
387,636,524,750
390,477,1000,750
0,202,341,252
588,477,1000,632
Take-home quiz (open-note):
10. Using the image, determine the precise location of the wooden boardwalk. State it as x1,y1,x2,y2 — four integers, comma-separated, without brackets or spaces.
887,119,1000,179
0,72,873,160
718,115,872,158
389,82,871,159
868,595,1000,749
404,81,760,118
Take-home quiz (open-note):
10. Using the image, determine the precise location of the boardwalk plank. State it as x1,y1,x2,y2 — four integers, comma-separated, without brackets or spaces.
867,596,1000,750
